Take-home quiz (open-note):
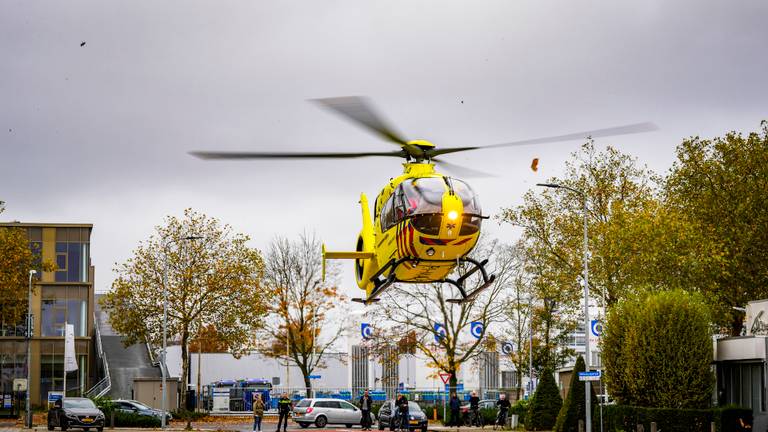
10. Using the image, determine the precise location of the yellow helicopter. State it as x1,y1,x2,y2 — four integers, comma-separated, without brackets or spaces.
190,97,656,305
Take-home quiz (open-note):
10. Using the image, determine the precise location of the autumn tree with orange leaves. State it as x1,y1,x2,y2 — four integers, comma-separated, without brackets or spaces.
261,233,346,397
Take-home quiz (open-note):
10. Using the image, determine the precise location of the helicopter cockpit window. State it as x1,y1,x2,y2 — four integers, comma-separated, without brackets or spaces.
450,178,482,215
380,194,396,231
399,177,446,216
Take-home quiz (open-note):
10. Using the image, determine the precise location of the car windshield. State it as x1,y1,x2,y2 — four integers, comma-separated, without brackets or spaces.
296,399,311,407
408,402,422,412
63,399,96,409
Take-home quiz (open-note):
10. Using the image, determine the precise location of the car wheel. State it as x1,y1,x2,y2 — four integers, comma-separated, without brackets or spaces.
299,423,310,429
84,428,90,431
315,416,328,428
346,425,353,429
97,428,104,432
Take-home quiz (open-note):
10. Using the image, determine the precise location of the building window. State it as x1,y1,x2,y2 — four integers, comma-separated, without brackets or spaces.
0,353,28,393
40,354,87,398
41,286,88,337
54,227,90,283
718,362,765,414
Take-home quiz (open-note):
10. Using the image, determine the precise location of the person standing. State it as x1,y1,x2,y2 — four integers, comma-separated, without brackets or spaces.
359,390,374,431
253,393,265,432
394,393,409,432
276,393,292,432
449,392,461,428
468,391,480,427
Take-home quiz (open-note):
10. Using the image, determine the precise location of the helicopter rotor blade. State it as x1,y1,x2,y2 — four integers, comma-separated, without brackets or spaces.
427,122,659,157
311,96,410,146
432,158,496,178
189,150,405,160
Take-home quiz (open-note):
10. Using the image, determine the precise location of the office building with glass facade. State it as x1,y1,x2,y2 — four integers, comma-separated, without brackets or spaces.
0,222,95,407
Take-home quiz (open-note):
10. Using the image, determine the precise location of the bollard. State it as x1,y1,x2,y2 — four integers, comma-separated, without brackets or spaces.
650,422,657,432
710,421,716,432
578,419,584,432
637,425,644,432
110,411,115,429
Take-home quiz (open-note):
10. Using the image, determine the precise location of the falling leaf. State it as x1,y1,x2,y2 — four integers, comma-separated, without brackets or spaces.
531,158,539,172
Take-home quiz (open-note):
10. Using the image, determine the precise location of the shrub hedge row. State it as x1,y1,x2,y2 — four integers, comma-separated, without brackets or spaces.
600,405,752,432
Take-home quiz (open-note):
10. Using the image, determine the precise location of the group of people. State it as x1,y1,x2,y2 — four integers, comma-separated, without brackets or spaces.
251,390,512,432
250,392,292,432
447,391,511,429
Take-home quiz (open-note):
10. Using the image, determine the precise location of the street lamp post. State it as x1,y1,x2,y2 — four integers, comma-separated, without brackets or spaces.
161,235,203,429
27,270,36,429
537,183,591,432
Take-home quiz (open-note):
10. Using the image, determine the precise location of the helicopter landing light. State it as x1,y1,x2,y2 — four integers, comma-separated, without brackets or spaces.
426,247,436,256
447,210,459,220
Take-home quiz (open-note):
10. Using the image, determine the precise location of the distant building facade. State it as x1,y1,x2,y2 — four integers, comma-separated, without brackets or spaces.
0,222,95,406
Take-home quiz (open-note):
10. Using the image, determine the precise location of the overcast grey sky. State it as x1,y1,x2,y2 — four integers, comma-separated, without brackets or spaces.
2,1,767,296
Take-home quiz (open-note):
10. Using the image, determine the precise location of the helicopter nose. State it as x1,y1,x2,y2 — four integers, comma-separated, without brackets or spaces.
440,194,463,239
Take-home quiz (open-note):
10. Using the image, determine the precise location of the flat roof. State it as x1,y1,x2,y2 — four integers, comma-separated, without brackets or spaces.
0,222,93,228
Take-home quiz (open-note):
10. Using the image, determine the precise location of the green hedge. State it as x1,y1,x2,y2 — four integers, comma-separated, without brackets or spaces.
601,405,752,432
111,411,162,428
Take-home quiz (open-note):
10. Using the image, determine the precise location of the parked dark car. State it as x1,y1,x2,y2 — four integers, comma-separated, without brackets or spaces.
377,400,427,432
113,399,172,423
47,398,105,431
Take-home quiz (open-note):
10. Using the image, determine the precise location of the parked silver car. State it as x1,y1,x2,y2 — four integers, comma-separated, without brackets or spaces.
292,398,371,429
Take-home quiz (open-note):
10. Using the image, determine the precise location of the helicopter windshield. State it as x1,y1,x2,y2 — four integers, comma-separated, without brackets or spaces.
449,178,482,215
399,177,446,216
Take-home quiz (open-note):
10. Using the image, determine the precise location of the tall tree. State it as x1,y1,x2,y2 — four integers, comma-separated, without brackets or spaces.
0,226,42,326
101,209,268,404
664,122,768,335
499,243,535,400
500,141,660,307
261,233,346,397
375,238,514,391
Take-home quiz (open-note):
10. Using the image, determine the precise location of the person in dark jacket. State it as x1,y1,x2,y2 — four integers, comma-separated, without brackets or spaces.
393,393,409,431
468,391,480,426
359,390,374,431
276,393,292,432
495,394,511,428
449,392,461,428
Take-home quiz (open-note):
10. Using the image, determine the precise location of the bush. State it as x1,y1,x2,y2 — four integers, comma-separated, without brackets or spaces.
602,405,752,432
112,411,162,428
603,290,714,408
511,399,528,426
526,370,562,430
554,355,597,432
173,409,208,420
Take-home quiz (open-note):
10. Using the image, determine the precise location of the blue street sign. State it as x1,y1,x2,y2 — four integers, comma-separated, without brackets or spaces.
578,371,601,381
361,323,373,340
470,322,483,339
309,375,321,379
434,323,446,342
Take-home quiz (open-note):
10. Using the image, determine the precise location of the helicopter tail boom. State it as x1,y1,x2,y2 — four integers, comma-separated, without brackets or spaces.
321,243,374,281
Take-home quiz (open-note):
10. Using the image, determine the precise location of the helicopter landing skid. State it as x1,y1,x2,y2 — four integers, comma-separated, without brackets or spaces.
444,257,496,304
351,257,411,305
353,256,495,306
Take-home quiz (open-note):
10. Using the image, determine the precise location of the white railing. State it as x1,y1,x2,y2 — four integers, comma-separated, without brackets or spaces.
85,313,111,398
